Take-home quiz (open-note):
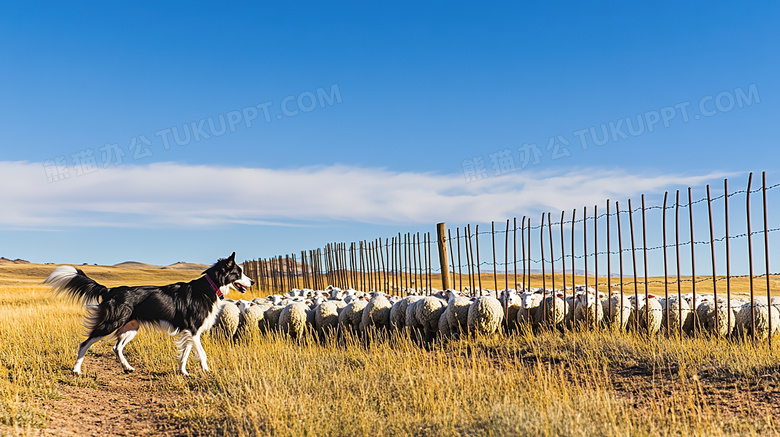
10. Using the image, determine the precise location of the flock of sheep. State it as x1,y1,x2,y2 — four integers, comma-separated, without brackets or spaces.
211,285,780,343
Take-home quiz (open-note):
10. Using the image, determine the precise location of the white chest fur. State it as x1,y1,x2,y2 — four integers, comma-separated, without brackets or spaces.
197,300,223,335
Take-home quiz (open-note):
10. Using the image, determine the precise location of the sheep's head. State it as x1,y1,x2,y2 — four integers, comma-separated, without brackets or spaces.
236,299,255,313
631,295,646,309
521,291,543,309
576,292,597,308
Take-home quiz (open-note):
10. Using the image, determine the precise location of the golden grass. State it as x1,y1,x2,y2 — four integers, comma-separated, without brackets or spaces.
2,264,779,436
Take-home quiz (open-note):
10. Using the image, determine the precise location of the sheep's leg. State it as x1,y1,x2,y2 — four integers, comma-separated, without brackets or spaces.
424,327,435,347
113,320,139,373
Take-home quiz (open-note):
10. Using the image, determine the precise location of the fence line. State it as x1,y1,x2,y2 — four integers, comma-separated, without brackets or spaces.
242,172,777,342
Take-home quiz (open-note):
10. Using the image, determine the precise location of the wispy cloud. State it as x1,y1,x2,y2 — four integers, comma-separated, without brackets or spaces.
0,161,729,229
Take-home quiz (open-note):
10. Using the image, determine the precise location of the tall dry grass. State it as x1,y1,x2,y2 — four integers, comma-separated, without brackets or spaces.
1,265,779,436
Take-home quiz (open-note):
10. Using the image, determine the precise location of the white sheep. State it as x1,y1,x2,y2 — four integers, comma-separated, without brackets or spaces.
467,295,504,335
735,297,780,341
338,298,369,335
359,293,393,333
659,296,693,335
212,300,241,339
305,300,316,328
499,289,521,331
314,300,341,338
262,305,285,332
517,290,566,330
390,295,423,331
517,290,543,328
235,299,266,339
695,297,735,337
407,294,448,343
438,306,453,339
573,291,604,329
446,294,474,338
279,302,310,340
249,301,274,333
265,295,284,306
603,293,632,331
635,295,663,336
540,292,567,329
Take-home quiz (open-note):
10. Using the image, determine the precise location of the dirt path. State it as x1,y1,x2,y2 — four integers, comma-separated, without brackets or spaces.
11,353,191,437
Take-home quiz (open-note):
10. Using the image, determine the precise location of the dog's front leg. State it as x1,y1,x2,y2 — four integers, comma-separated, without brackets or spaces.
192,334,209,372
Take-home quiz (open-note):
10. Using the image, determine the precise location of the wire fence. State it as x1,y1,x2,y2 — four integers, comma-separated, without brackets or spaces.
243,171,778,343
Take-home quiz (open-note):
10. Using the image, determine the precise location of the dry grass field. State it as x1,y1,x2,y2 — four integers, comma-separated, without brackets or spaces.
2,264,780,436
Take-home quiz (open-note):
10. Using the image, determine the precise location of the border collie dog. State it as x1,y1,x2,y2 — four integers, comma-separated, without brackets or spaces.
44,252,253,375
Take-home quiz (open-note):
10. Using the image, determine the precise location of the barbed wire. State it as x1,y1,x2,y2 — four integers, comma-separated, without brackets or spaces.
251,177,778,282
428,227,780,273
253,224,779,275
436,183,779,236
293,181,780,250
312,222,778,258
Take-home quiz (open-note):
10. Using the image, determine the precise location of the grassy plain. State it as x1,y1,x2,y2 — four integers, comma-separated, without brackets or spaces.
1,264,780,436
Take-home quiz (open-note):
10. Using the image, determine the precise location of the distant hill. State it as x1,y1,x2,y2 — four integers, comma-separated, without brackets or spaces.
114,261,162,269
0,257,30,265
113,261,207,270
161,262,209,271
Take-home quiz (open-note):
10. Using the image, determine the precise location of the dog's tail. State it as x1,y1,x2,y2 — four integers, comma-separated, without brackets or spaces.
43,266,109,305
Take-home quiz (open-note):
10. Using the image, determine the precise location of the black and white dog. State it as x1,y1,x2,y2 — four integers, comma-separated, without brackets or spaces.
43,252,254,375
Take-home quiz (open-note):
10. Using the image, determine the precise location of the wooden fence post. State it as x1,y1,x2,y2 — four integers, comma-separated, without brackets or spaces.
436,223,452,291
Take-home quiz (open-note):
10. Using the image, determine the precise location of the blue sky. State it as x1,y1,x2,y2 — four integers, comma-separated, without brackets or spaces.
0,2,778,273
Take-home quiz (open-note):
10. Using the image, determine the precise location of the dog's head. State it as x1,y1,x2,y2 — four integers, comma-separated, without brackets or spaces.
206,252,254,295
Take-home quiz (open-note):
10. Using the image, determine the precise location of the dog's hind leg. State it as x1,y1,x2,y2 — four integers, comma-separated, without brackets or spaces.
74,304,130,375
73,336,104,375
177,331,194,375
113,320,140,373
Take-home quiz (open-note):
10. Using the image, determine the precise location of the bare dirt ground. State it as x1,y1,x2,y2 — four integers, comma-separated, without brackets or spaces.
610,365,780,424
3,353,190,437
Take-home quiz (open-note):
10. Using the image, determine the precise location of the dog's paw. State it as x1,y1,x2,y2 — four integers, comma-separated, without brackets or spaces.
123,367,135,374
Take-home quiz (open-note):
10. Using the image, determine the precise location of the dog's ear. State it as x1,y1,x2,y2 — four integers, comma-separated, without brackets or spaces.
227,252,236,266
